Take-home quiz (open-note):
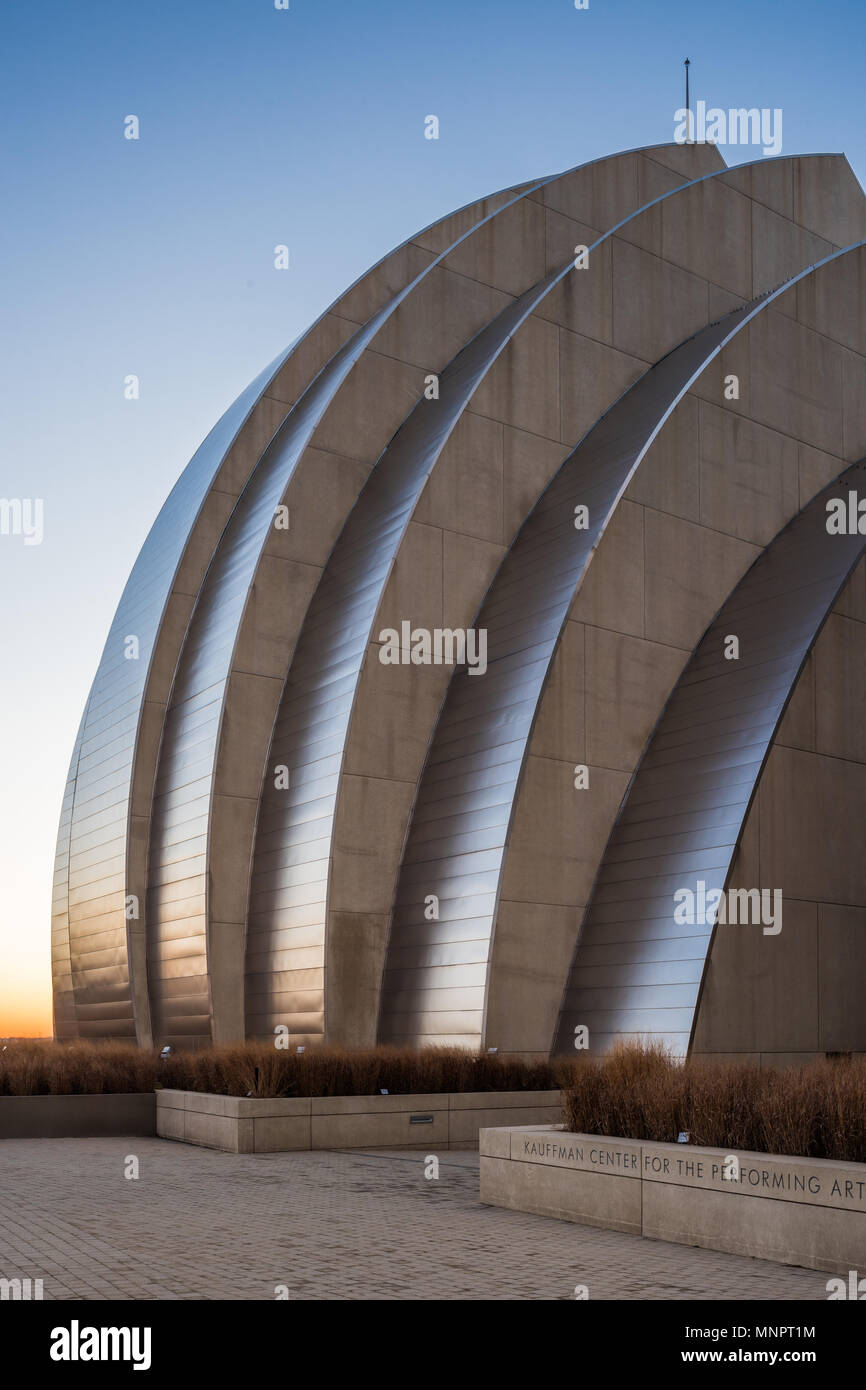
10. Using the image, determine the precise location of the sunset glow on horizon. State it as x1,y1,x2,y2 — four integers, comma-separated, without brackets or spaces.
0,991,53,1039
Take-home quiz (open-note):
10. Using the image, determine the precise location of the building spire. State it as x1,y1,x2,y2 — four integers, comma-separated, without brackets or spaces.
684,57,692,142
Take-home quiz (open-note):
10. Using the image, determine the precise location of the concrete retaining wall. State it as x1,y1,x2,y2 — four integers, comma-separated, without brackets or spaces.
157,1089,562,1153
479,1124,866,1275
0,1093,156,1139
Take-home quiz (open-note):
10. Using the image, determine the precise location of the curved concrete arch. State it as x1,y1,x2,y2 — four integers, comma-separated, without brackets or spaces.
326,154,866,1046
336,154,866,1047
553,457,866,1057
248,147,836,1043
52,168,563,1043
689,554,866,1063
50,139,866,1050
147,145,714,1043
377,240,866,1048
375,306,757,1046
242,264,606,1041
484,237,866,1056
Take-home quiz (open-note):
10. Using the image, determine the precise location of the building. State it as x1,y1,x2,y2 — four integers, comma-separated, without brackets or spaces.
52,142,866,1062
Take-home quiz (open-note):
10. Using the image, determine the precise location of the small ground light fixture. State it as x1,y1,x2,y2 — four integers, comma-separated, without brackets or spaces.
677,1131,690,1143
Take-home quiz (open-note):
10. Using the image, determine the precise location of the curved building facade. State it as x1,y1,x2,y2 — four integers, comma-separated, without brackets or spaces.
53,143,866,1061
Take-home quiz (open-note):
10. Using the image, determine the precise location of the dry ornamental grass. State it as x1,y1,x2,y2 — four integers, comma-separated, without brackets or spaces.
0,1040,560,1100
0,1040,157,1096
3,1039,865,1163
561,1042,866,1164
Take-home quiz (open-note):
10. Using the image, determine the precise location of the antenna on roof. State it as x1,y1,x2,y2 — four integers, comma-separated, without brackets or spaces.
684,58,692,142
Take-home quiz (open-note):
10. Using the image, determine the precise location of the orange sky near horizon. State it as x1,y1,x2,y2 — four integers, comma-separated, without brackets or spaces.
0,797,56,1038
0,979,53,1038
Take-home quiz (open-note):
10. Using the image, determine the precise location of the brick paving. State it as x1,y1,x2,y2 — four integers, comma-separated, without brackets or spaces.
0,1138,828,1300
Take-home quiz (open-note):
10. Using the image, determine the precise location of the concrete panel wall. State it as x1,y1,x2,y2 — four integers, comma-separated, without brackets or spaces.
369,155,866,1051
157,1088,561,1152
480,1125,866,1275
0,1094,155,1139
240,146,722,1045
693,560,866,1060
490,245,866,1058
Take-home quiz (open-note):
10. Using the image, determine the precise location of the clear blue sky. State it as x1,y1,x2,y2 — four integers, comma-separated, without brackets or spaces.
1,0,864,1033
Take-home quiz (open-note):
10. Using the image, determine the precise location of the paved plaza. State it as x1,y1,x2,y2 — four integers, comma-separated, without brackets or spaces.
0,1138,831,1301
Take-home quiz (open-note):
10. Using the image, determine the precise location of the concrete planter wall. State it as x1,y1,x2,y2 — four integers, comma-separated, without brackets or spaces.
480,1124,866,1276
0,1093,155,1139
157,1089,562,1154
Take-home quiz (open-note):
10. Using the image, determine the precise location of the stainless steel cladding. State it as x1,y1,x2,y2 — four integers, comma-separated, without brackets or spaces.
51,147,866,1059
554,459,866,1056
53,354,289,1041
377,304,757,1046
244,266,574,1042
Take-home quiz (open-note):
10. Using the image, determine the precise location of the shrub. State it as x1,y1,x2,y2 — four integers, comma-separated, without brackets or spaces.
561,1042,866,1163
0,1040,157,1096
163,1044,563,1097
0,1039,566,1099
6,1039,865,1162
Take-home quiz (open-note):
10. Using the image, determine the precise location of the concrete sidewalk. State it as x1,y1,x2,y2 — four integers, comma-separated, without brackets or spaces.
0,1138,828,1300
